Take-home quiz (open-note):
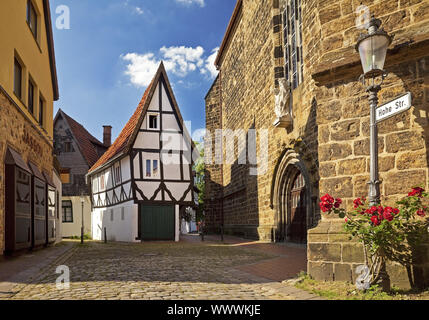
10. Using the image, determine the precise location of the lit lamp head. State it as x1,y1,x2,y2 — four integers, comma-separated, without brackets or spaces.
356,17,392,79
80,192,85,204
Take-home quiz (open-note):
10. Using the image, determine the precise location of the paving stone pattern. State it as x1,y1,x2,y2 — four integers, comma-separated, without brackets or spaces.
3,240,321,300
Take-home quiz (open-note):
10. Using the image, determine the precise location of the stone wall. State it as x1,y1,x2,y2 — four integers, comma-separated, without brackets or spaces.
307,0,429,288
205,76,223,233
205,0,429,288
0,88,54,254
205,0,321,240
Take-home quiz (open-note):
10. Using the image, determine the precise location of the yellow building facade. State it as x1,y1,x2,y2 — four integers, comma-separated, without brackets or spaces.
0,0,59,255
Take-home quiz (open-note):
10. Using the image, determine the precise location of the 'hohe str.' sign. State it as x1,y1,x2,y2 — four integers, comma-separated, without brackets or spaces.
376,92,412,123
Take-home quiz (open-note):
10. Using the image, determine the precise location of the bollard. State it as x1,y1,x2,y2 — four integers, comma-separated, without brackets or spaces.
200,227,204,242
104,227,107,244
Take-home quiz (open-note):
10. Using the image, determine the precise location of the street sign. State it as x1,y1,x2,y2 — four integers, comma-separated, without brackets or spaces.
376,92,412,123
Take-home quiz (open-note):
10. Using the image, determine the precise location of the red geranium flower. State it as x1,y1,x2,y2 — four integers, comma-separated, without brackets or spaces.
353,198,363,209
371,215,381,226
383,211,394,222
321,194,334,203
366,206,377,215
417,210,425,217
320,194,335,213
408,187,425,198
334,198,342,208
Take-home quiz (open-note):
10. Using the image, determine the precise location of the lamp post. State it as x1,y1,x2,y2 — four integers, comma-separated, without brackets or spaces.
80,194,85,244
356,16,392,207
356,16,393,291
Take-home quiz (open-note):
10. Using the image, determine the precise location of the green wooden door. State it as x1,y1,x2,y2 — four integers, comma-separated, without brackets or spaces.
141,205,175,241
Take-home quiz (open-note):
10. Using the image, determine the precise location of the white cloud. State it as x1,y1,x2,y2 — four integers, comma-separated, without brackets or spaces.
134,7,144,15
122,46,219,88
203,47,219,78
175,0,205,7
121,53,160,87
160,46,205,77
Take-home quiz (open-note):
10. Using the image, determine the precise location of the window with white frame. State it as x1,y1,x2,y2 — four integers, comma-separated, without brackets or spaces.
147,113,159,130
114,165,121,185
283,0,303,90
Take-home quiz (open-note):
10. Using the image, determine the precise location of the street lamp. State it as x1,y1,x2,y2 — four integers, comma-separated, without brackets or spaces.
80,193,85,244
356,16,393,292
356,16,392,206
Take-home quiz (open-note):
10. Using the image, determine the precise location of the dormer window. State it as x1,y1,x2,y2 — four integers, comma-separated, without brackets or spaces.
148,113,159,130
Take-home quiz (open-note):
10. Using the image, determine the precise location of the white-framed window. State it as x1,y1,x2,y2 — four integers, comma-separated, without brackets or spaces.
283,0,303,90
100,175,105,190
146,159,151,177
114,164,121,185
147,113,159,130
153,160,159,175
145,158,160,178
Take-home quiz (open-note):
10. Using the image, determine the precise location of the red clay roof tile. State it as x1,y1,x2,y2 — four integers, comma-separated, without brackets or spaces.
61,111,107,167
89,78,155,173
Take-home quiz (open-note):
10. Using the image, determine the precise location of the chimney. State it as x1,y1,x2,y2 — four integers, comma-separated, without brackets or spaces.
103,126,112,147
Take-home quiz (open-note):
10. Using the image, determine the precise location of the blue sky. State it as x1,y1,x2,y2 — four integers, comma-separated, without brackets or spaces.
50,0,236,142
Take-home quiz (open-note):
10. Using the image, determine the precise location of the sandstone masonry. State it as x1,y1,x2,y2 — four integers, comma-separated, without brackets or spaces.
0,88,54,254
205,0,429,289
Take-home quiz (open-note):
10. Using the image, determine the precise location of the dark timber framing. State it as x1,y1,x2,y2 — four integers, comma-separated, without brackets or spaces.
89,63,195,209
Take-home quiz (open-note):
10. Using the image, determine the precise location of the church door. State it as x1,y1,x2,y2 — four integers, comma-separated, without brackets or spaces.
288,171,307,243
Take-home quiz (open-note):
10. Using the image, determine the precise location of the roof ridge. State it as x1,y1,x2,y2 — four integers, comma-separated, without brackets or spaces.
62,110,104,145
88,74,157,173
59,110,107,167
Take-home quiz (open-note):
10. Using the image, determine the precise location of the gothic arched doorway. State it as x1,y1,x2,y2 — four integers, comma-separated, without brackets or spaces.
271,149,313,244
287,170,307,243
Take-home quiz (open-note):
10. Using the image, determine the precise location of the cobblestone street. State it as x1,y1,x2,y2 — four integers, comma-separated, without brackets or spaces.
1,237,320,300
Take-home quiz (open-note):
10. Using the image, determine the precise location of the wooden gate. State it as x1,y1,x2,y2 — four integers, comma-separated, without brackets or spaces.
140,205,175,241
288,172,307,243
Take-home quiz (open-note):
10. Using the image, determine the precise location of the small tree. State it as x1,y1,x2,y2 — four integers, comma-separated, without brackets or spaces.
320,187,429,291
193,141,205,223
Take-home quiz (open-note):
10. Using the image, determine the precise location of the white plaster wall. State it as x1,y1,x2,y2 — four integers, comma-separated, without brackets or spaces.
162,83,173,112
148,84,159,111
61,196,92,238
121,156,131,181
134,132,160,149
163,114,180,131
91,201,138,243
53,170,63,243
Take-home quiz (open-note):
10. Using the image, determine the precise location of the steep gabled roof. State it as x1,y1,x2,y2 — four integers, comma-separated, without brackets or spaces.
55,109,107,167
88,62,191,174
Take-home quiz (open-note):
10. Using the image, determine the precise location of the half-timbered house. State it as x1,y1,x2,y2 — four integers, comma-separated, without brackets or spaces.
54,109,109,238
87,63,194,242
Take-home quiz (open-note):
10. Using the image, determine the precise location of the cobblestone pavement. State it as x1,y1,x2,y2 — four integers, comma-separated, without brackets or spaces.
3,239,321,300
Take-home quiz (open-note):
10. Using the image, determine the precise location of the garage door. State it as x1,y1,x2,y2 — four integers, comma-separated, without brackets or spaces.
140,205,175,241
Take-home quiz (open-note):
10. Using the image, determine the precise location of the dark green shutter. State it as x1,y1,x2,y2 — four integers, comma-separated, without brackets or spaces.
141,205,175,241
